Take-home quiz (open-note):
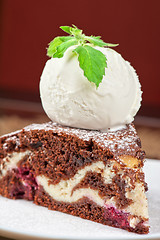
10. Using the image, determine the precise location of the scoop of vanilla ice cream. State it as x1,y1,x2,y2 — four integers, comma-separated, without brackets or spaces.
40,46,142,130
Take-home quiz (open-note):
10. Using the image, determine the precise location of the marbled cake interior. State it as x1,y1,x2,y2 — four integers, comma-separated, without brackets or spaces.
0,122,149,234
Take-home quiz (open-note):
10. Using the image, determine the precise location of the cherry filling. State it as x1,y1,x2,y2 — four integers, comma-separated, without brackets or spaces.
104,206,130,228
11,167,38,200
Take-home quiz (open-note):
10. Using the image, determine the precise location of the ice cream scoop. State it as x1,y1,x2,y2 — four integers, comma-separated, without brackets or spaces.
40,46,142,130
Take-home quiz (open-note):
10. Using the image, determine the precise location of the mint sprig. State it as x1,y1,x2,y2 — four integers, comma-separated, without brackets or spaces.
73,45,107,87
47,25,118,87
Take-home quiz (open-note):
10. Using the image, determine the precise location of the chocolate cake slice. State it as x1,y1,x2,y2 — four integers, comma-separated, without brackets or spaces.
0,122,149,234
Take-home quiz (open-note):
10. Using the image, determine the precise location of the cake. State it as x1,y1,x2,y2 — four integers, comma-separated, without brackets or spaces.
0,122,149,234
0,25,149,234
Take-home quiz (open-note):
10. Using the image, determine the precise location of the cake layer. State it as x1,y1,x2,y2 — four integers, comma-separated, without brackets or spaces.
0,122,145,183
0,168,149,234
0,122,149,234
36,186,148,234
0,150,148,218
1,122,145,163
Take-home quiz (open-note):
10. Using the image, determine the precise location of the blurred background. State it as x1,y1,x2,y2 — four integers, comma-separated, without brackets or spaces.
0,0,160,159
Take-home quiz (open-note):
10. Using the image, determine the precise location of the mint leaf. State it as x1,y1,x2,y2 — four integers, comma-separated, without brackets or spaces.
61,25,82,37
60,26,72,35
47,37,63,57
47,36,73,57
85,36,119,48
105,43,119,47
47,36,74,57
71,25,82,36
59,36,73,41
53,38,78,58
73,45,107,87
85,36,108,47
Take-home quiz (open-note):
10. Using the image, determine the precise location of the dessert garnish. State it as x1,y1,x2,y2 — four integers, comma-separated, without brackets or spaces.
47,25,118,87
40,25,142,130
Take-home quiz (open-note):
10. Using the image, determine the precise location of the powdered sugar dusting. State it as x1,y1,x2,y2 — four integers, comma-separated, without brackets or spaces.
22,122,140,159
1,122,141,161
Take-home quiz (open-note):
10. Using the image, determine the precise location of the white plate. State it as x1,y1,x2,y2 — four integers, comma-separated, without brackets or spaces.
0,159,160,240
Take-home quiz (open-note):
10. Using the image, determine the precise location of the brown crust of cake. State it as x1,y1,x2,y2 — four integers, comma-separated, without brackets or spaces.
0,122,145,160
